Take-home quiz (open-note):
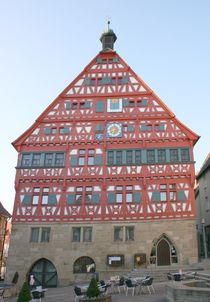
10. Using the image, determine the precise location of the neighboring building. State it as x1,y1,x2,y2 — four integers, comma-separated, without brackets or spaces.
7,26,199,287
0,203,11,279
195,153,210,258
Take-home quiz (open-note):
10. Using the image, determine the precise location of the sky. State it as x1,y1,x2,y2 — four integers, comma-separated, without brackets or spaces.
0,0,210,214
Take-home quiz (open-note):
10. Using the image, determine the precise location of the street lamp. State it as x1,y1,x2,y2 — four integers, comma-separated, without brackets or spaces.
201,218,208,259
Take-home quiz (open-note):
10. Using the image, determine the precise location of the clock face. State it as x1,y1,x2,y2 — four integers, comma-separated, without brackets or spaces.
107,123,122,138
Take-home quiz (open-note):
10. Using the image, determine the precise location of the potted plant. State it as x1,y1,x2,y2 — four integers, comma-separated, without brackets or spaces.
80,277,112,302
17,281,31,302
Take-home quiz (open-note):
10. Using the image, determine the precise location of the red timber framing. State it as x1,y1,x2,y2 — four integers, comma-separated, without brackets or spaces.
12,47,199,224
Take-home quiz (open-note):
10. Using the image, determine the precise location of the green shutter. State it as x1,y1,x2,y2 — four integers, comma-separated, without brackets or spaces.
140,124,147,132
85,101,91,108
122,151,127,164
96,100,104,112
64,127,70,134
142,99,148,106
65,102,72,109
159,124,165,131
92,193,100,204
83,78,90,85
70,156,78,166
96,58,103,63
166,149,170,163
67,194,75,205
128,125,134,132
22,195,32,205
95,155,103,166
108,193,116,204
123,99,129,106
113,57,119,62
44,127,51,135
151,192,160,202
134,192,142,203
141,150,147,164
177,191,186,201
123,76,129,84
48,194,57,205
103,77,111,85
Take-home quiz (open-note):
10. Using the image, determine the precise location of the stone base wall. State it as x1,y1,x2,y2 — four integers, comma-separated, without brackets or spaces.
6,219,198,287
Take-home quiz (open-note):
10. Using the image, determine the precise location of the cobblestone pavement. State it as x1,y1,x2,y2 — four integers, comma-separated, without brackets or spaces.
4,282,167,302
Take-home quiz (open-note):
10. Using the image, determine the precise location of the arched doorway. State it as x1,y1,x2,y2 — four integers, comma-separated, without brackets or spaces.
157,238,170,265
29,258,57,287
150,234,178,266
73,256,96,274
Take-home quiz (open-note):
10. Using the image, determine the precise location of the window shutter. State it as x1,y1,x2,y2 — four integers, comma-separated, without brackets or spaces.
177,191,186,201
142,99,148,106
140,124,147,132
96,100,104,112
83,78,91,85
96,58,103,63
92,193,100,204
151,192,160,202
67,194,75,205
22,195,32,205
159,124,165,131
85,101,91,108
108,193,116,204
70,156,78,166
122,151,127,164
128,125,134,132
123,99,129,106
44,127,51,135
64,127,70,134
123,77,129,84
48,194,57,205
95,155,103,166
65,102,72,109
103,77,111,85
134,192,142,203
113,57,119,62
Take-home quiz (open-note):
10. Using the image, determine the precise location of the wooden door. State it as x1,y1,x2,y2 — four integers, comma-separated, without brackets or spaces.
157,239,170,266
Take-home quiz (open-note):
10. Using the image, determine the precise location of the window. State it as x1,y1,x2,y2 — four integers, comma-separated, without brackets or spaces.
126,150,133,164
83,227,92,242
160,192,167,202
107,151,114,165
41,228,51,242
72,227,81,242
73,257,95,273
44,154,53,166
41,188,50,205
116,193,123,203
135,150,141,164
32,188,40,205
125,226,134,241
21,154,31,167
126,185,133,203
55,153,64,166
170,149,179,162
169,191,176,201
147,150,155,164
85,187,92,204
78,150,85,166
116,151,122,165
157,149,166,163
88,150,95,166
32,154,41,166
181,149,190,162
30,228,39,242
76,187,83,204
30,227,51,243
114,227,123,241
205,197,210,211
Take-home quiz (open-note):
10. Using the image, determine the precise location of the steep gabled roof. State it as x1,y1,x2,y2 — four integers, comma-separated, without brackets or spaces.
197,153,210,179
0,202,11,218
12,49,199,150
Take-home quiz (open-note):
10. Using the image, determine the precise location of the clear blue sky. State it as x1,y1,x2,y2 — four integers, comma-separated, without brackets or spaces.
1,0,210,213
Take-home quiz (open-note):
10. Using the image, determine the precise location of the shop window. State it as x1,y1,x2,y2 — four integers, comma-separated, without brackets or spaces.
107,255,124,267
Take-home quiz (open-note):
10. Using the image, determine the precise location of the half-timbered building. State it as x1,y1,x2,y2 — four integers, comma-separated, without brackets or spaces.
7,26,199,287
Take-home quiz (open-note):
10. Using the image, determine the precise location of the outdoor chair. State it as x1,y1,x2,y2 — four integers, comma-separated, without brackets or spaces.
116,276,125,294
167,273,173,281
74,286,85,302
184,271,197,280
99,280,109,293
173,274,183,281
140,277,155,294
31,290,42,302
125,279,138,296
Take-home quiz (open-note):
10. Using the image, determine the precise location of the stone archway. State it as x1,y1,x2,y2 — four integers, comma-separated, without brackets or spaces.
29,258,58,287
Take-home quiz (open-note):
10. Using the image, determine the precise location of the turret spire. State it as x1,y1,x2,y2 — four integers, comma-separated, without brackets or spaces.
100,21,117,51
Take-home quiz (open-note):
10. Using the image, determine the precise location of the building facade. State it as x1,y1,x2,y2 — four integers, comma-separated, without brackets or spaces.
195,153,210,258
7,27,199,287
0,203,11,279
